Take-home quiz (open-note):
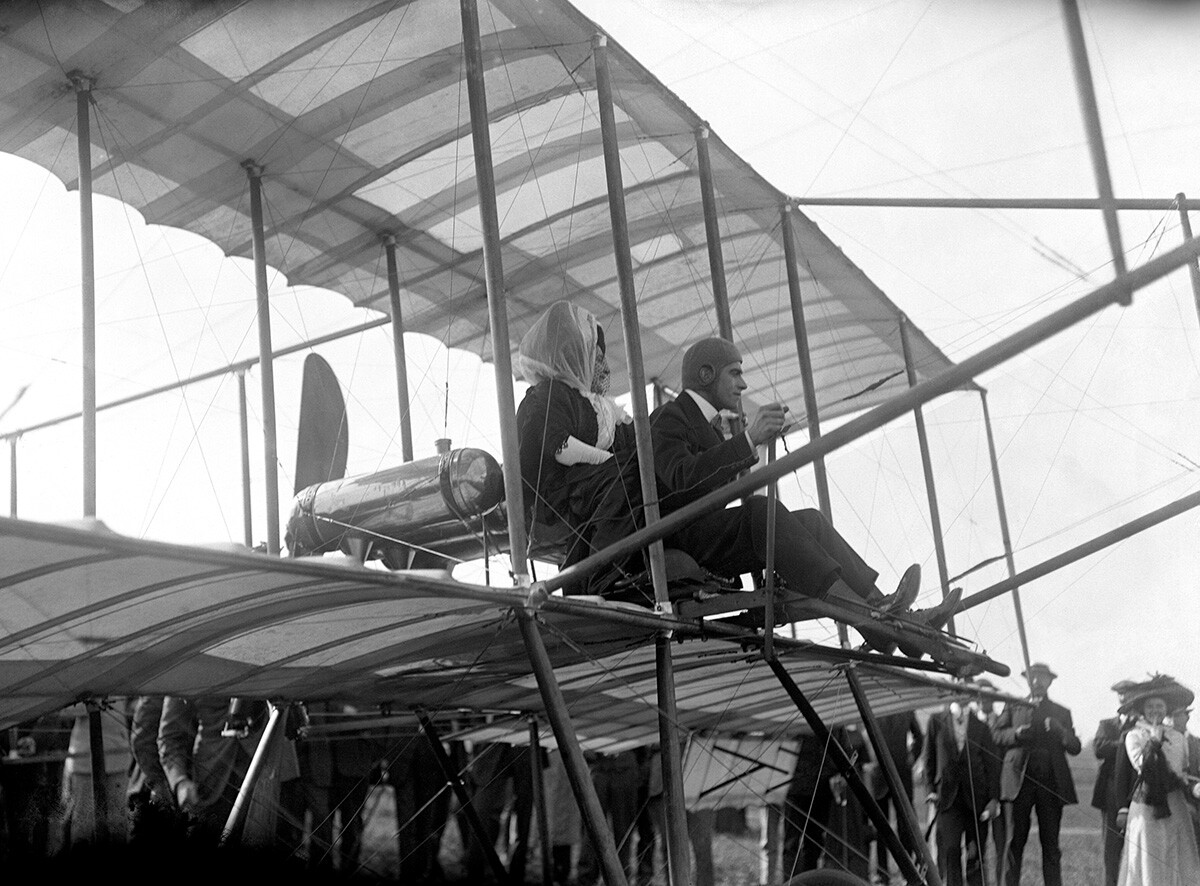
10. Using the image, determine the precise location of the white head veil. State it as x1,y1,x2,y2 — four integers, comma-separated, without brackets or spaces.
518,300,598,392
519,301,630,450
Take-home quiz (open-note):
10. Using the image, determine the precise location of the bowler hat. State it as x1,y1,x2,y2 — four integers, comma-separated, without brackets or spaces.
1023,662,1057,681
1119,674,1195,716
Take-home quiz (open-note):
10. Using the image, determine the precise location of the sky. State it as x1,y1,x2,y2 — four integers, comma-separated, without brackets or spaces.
2,0,1199,740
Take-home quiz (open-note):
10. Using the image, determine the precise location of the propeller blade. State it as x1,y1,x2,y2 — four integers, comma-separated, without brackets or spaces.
294,353,349,495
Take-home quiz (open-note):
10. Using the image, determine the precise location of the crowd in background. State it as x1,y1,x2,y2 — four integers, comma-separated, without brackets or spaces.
1,664,1199,885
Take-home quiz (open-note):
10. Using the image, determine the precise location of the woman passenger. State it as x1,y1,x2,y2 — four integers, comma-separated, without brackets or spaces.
515,301,643,592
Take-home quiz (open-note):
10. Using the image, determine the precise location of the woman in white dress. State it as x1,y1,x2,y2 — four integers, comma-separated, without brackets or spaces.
1117,675,1200,886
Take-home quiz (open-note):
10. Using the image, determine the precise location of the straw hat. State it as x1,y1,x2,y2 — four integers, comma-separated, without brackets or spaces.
1118,674,1195,716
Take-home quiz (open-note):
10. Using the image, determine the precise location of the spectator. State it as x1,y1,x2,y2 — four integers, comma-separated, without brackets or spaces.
925,701,1001,886
992,662,1080,886
1092,680,1138,886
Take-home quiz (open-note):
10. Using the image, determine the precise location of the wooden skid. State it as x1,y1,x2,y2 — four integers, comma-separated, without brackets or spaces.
675,585,1009,678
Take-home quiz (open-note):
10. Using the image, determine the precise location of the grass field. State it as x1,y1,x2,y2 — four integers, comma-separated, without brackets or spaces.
353,746,1106,884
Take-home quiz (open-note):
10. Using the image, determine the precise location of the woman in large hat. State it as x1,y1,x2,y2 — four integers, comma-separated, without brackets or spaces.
1116,674,1200,885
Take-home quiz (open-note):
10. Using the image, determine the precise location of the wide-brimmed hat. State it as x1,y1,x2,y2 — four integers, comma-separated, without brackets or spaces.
1119,674,1195,716
1023,662,1057,681
1111,679,1138,705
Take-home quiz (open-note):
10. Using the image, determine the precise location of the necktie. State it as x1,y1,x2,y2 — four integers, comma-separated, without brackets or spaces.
710,413,727,440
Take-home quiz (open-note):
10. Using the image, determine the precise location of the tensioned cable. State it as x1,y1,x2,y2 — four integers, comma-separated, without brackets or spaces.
87,97,242,541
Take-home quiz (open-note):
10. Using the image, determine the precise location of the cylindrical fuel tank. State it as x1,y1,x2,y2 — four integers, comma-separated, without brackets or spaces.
285,447,504,559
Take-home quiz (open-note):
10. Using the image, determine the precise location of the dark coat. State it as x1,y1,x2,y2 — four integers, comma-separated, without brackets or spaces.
1092,714,1133,812
992,695,1081,803
649,392,757,514
516,380,640,568
924,710,1001,814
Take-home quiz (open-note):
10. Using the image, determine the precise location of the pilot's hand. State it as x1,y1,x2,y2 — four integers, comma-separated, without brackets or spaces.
175,778,200,814
747,403,788,446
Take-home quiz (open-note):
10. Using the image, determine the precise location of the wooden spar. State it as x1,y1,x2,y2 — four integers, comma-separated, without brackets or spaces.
460,0,528,585
416,712,510,883
1176,193,1200,329
768,658,928,886
237,371,253,548
781,206,832,518
695,125,733,341
762,441,777,659
843,667,943,886
542,233,1200,595
8,439,15,516
219,700,286,846
74,77,97,519
383,235,415,463
1062,0,1127,289
592,33,670,613
782,204,848,648
791,196,1183,210
654,633,690,886
958,488,1200,613
84,699,110,843
899,316,954,634
593,33,688,886
0,317,390,441
530,716,553,886
978,389,1032,675
243,161,281,555
74,78,109,835
515,610,629,886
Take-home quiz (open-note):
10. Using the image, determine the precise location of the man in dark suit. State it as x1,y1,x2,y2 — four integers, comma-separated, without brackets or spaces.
871,711,924,884
992,662,1081,886
1092,680,1136,886
648,337,959,653
925,701,1002,886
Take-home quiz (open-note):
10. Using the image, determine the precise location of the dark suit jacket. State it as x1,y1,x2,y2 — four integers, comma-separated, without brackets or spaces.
649,392,757,513
992,695,1081,803
924,710,1001,813
1092,715,1132,812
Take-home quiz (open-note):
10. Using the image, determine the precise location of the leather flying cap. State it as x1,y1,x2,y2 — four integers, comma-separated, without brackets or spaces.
681,337,741,391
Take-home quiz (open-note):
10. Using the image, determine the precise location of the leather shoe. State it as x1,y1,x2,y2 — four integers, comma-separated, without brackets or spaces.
910,587,963,632
879,564,920,615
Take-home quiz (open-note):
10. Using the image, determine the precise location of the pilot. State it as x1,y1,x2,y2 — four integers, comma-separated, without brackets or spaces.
647,336,959,650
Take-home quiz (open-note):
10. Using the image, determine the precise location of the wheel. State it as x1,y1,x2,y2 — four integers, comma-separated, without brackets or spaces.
784,870,872,886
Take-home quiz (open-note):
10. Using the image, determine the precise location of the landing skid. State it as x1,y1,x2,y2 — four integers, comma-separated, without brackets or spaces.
673,583,1008,679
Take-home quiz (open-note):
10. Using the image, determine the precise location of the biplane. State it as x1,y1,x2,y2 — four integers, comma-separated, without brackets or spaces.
1,1,1198,885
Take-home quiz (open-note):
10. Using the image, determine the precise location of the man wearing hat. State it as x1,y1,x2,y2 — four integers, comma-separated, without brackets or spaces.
1169,702,1200,851
992,662,1081,886
1091,679,1138,886
648,337,960,653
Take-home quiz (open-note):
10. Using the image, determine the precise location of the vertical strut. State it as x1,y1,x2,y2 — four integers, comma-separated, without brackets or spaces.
899,317,954,635
592,32,689,886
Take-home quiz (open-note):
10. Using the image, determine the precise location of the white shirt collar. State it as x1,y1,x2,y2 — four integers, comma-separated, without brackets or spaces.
685,389,719,423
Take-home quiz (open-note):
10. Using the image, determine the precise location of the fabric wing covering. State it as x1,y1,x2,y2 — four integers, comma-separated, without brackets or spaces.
0,516,1002,754
0,0,957,420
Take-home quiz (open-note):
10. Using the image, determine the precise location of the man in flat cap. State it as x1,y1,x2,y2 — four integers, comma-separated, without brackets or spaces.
1092,679,1137,886
992,662,1080,886
648,336,959,654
